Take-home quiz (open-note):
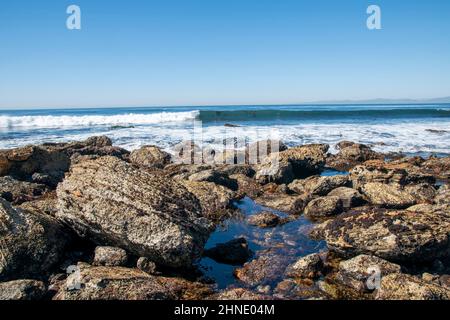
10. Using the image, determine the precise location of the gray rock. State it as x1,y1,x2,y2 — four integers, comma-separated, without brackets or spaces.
360,183,417,209
93,246,128,267
56,156,213,268
0,280,46,300
0,198,69,281
304,196,344,219
327,187,365,209
311,207,450,263
289,175,349,196
0,176,47,205
53,263,213,300
285,253,324,279
129,145,171,169
137,257,157,275
247,212,281,228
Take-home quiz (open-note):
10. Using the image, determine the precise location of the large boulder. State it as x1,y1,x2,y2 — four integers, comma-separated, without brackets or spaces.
254,193,310,215
53,263,213,300
360,182,436,209
377,273,450,300
311,207,450,263
129,145,171,169
327,187,365,209
0,136,129,188
180,180,237,222
256,144,329,184
56,156,213,268
285,253,324,279
0,198,69,281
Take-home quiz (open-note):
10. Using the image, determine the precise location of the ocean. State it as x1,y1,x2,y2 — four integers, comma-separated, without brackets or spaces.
1,104,449,155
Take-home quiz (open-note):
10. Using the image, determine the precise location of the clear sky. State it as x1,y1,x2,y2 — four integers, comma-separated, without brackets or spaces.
1,0,450,109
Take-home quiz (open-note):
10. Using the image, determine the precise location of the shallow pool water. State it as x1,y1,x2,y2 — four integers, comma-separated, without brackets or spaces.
199,197,326,289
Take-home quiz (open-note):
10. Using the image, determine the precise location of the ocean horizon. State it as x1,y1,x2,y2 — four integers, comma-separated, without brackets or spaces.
1,103,449,156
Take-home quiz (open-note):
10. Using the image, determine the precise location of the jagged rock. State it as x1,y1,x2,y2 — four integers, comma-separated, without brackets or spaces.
256,144,329,184
377,273,450,300
304,196,343,219
247,212,281,228
333,255,401,293
0,280,46,300
56,156,213,268
254,193,310,215
285,253,324,279
274,279,327,300
0,176,47,204
327,187,365,209
18,193,59,218
234,254,290,287
211,288,271,300
0,136,129,188
129,145,171,169
93,246,128,267
421,156,450,180
230,173,263,198
0,198,69,281
217,165,256,178
187,169,238,191
311,207,450,263
204,238,252,265
360,182,435,209
435,184,449,205
53,263,213,300
137,257,157,275
180,180,237,222
327,142,383,171
350,160,435,189
288,175,349,196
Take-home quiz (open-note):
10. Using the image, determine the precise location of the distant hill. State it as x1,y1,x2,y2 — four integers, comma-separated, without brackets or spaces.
307,97,450,105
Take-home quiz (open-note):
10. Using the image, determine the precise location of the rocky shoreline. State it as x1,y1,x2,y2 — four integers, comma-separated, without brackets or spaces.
0,136,449,300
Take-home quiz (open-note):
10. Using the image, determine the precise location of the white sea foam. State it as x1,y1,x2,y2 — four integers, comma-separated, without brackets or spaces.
0,111,199,129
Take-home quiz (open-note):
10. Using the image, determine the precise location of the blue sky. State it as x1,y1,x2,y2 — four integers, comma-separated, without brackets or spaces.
1,0,450,109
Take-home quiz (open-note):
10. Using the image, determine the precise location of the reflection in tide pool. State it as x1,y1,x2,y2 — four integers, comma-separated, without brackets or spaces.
199,197,326,289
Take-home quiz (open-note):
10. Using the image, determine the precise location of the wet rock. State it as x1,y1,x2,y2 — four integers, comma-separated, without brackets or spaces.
327,142,383,171
311,207,450,263
212,288,271,300
289,175,349,196
327,187,365,209
377,273,450,300
285,253,324,279
256,144,329,184
0,280,46,300
274,279,327,300
93,246,128,267
0,176,47,204
180,180,237,222
53,263,213,300
56,156,213,268
18,193,59,218
204,238,252,265
0,198,69,281
129,145,171,169
247,212,281,228
304,196,343,219
234,254,289,287
404,183,437,203
254,193,310,215
217,165,256,178
334,255,401,293
137,257,157,275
